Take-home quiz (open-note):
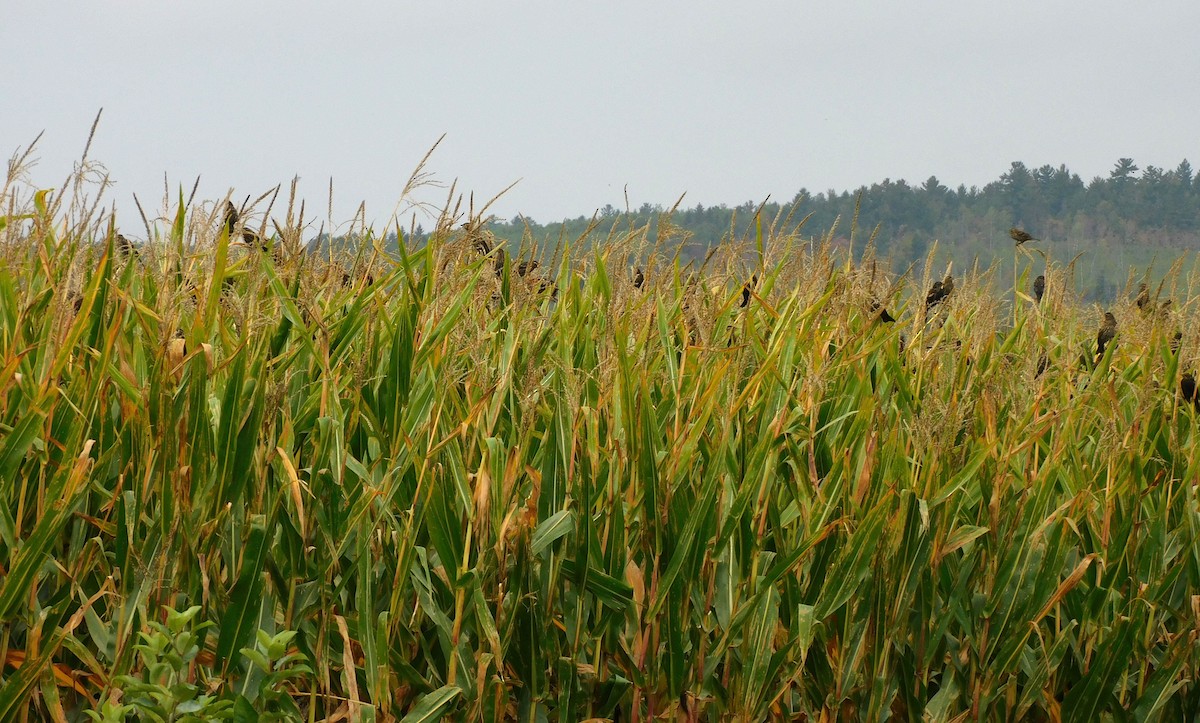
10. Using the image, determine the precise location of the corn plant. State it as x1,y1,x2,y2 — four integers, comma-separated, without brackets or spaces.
1,163,1199,721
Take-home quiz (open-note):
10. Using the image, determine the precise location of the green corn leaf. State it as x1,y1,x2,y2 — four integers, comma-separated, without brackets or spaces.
216,522,269,671
399,685,461,723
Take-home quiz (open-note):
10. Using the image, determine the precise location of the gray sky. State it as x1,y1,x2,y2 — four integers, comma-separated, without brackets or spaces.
3,1,1198,235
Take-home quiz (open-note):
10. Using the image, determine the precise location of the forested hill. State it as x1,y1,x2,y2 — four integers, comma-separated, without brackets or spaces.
474,158,1200,299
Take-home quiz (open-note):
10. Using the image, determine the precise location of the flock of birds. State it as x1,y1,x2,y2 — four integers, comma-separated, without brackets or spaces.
109,201,258,261
865,227,1197,412
96,215,1200,413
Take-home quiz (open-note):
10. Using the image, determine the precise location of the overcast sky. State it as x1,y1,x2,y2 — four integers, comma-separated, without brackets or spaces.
3,1,1198,234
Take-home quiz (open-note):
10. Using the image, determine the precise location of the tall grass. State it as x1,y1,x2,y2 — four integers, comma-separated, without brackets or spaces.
2,154,1200,722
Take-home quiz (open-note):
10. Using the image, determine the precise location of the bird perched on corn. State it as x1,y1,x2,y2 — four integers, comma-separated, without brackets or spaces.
224,201,264,249
925,281,944,312
633,267,644,290
461,221,493,255
1096,312,1117,358
1135,283,1151,314
1033,275,1045,304
740,275,757,308
223,201,241,238
1010,227,1036,246
925,274,954,313
1181,372,1198,410
869,299,895,323
115,233,137,258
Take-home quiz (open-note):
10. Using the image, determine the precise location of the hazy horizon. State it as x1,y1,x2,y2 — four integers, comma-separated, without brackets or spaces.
4,2,1198,233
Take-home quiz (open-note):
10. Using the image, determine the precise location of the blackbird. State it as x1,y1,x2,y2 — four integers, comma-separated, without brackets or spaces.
462,222,492,255
115,233,137,258
870,299,895,323
517,260,538,277
1033,274,1045,303
223,201,241,239
925,280,949,312
224,201,263,247
1010,227,1036,246
740,275,757,308
1096,312,1117,358
633,267,644,289
1135,283,1150,313
1181,372,1197,408
942,273,955,299
925,280,944,310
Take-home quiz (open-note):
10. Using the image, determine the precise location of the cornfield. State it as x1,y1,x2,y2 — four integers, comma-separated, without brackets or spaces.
2,157,1200,722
